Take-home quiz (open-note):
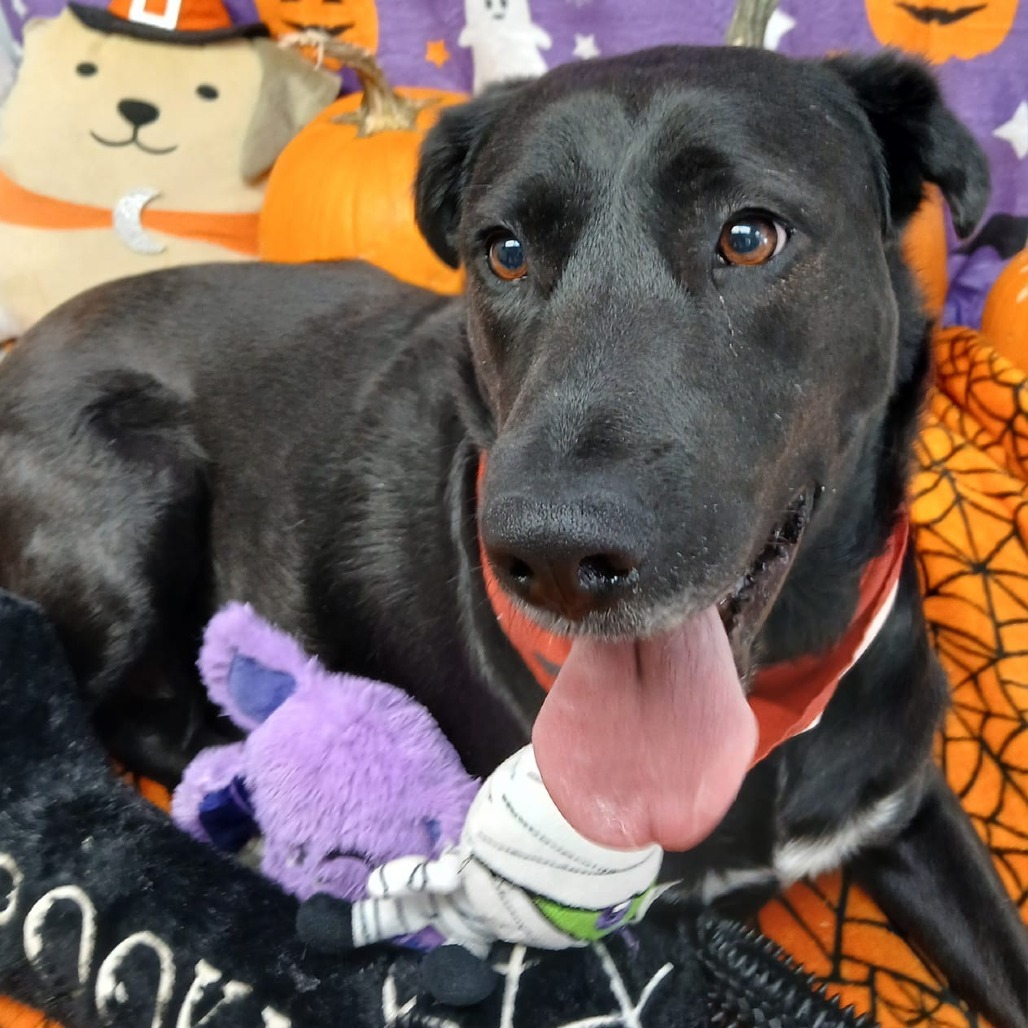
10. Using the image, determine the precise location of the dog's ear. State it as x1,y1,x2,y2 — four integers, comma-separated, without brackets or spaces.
825,51,989,238
414,81,527,268
240,40,339,183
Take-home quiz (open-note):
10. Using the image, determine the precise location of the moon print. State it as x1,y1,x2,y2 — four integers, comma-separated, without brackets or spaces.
113,187,166,256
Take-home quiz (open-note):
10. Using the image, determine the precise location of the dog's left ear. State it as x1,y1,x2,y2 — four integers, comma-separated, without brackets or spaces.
240,40,340,183
825,51,989,238
414,81,528,268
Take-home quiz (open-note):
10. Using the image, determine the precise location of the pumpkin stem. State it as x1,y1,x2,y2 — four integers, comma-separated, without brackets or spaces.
724,0,780,46
316,38,436,136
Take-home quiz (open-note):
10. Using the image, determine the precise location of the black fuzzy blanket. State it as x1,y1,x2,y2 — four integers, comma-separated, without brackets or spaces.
0,589,870,1027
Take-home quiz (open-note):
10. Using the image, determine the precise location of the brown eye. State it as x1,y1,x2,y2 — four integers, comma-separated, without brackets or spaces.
718,216,785,266
487,236,528,281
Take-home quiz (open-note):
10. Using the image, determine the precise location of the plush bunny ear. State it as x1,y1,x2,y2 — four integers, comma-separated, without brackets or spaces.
198,603,313,732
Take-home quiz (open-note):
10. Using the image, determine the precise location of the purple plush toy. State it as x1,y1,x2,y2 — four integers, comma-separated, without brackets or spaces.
171,603,480,905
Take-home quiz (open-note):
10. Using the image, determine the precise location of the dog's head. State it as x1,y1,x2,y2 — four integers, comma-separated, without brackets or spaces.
0,8,336,210
414,47,987,852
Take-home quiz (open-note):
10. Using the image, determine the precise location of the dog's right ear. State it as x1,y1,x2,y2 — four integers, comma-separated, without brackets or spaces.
415,82,527,268
824,51,990,239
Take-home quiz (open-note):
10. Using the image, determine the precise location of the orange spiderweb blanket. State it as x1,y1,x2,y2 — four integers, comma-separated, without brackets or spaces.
760,325,1028,1027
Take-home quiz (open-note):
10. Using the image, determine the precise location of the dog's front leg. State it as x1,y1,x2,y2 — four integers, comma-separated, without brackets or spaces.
852,767,1027,1028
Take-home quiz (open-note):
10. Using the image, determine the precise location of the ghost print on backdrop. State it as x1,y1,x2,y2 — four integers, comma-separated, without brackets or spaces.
459,0,551,92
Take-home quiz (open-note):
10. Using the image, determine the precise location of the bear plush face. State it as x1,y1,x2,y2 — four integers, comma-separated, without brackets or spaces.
0,8,336,212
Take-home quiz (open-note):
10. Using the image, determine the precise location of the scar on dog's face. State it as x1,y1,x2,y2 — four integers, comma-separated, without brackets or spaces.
0,8,335,210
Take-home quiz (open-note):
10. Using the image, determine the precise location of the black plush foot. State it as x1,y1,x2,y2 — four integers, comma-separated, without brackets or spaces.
296,893,356,953
420,944,499,1007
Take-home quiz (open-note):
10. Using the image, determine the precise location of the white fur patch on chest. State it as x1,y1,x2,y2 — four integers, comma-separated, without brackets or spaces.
697,785,916,905
773,788,912,884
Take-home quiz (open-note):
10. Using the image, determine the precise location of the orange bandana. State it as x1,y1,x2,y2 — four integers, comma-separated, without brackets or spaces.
0,169,260,255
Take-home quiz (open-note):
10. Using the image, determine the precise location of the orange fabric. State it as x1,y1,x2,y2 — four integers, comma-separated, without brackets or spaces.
749,519,906,763
761,326,1028,1027
0,170,260,256
120,770,173,812
478,457,910,767
0,999,63,1027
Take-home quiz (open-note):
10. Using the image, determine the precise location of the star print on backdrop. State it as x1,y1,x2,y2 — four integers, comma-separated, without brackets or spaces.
572,31,598,59
425,38,449,67
994,99,1028,160
762,7,794,49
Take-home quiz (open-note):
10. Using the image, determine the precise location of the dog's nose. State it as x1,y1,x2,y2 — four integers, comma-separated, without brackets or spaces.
483,498,646,622
118,99,160,128
497,549,640,621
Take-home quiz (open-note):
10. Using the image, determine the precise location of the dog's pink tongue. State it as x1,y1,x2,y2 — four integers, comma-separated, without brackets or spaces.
533,606,757,851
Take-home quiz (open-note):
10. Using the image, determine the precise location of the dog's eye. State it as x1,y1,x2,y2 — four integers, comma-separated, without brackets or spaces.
197,84,219,101
487,236,528,281
718,216,787,267
76,62,98,77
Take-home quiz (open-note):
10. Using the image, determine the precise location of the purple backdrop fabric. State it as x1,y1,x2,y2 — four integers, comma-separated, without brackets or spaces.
1,0,1025,321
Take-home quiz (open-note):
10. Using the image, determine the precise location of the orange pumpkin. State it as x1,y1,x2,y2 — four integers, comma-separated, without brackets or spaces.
256,0,379,68
260,42,465,295
901,185,949,322
982,248,1028,371
865,0,1020,63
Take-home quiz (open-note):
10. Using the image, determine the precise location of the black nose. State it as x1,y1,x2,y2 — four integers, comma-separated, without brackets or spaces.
117,99,160,128
483,497,646,622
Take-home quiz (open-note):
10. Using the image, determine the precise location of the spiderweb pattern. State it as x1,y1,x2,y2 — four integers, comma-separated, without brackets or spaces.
760,327,1028,1027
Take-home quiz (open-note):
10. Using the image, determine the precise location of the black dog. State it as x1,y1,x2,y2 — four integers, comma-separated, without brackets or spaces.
0,46,1025,1026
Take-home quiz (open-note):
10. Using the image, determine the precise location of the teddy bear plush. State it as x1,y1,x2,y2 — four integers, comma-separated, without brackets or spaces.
0,0,338,337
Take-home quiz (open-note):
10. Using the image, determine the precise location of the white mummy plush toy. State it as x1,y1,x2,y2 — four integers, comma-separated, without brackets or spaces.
297,746,668,1006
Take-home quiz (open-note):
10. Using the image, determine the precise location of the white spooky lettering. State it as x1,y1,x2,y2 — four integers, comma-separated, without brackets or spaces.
0,852,23,927
23,885,97,986
96,931,176,1028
